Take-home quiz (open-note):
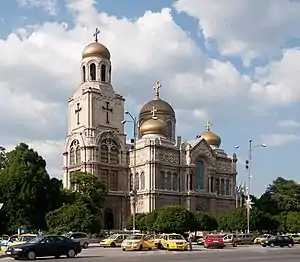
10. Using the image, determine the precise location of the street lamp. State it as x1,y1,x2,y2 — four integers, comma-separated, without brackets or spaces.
122,110,138,233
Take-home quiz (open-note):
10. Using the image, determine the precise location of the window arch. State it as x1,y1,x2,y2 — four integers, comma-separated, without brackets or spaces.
165,171,172,191
135,173,140,191
101,64,106,82
140,172,145,190
220,179,225,195
82,66,86,82
173,172,178,191
75,146,81,164
166,120,173,138
195,158,205,190
215,178,220,194
225,179,230,195
99,138,119,164
90,63,96,80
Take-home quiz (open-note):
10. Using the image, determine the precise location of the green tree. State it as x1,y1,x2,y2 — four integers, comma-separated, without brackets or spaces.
0,146,5,169
284,212,300,233
125,213,148,231
0,143,61,232
152,205,199,233
194,211,218,231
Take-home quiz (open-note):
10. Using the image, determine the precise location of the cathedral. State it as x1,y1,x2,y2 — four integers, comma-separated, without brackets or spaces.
63,31,238,230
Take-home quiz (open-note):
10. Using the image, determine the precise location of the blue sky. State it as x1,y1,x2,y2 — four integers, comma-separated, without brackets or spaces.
1,0,300,197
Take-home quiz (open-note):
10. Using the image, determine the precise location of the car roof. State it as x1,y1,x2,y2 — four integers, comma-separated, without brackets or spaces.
20,234,37,237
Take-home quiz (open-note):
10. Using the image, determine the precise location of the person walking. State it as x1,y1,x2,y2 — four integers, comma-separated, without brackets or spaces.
188,231,193,251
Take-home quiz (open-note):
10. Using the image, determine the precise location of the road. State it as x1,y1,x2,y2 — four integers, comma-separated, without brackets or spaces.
1,245,300,261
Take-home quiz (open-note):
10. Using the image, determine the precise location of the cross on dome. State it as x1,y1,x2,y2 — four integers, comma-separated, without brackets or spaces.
151,106,158,119
153,81,161,99
205,120,212,131
93,28,100,42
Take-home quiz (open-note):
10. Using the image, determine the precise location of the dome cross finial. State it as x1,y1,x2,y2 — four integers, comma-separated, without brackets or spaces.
153,81,161,99
151,106,158,119
93,28,100,43
205,120,212,131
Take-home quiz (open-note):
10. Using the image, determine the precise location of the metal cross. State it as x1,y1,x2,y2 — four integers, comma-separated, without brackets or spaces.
205,120,212,131
75,103,82,125
93,28,100,42
151,106,157,118
153,81,161,99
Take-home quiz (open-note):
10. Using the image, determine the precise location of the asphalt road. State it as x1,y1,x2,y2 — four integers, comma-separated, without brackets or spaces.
1,245,300,262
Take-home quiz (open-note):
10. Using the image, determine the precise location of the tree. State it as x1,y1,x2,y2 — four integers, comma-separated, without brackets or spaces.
194,211,218,231
284,212,300,233
125,213,148,231
0,143,60,233
0,146,5,169
152,205,199,233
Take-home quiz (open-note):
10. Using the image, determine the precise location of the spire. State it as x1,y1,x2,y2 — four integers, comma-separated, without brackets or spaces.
153,81,161,99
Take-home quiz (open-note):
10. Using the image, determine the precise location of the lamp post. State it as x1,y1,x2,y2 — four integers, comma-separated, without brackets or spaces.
122,111,138,233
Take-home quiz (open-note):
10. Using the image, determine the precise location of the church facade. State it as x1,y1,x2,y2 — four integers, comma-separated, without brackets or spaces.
63,33,238,230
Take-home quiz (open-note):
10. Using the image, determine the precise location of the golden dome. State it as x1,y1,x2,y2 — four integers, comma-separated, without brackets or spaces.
139,99,175,118
199,121,221,147
140,117,167,137
82,42,111,60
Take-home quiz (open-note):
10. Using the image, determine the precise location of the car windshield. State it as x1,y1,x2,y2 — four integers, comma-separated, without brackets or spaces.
155,235,163,239
20,236,36,242
28,236,44,244
169,235,184,240
63,233,71,238
127,235,143,240
207,235,222,239
269,236,276,240
107,234,117,239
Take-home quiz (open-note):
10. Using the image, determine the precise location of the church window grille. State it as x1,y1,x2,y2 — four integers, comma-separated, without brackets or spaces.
129,173,133,191
135,173,140,191
210,177,214,193
195,159,205,190
165,171,172,191
225,179,230,195
101,64,106,82
215,178,220,194
166,120,173,138
75,146,81,164
173,173,178,191
109,171,118,191
70,148,75,165
110,146,119,164
140,172,145,190
82,66,86,82
100,169,109,189
100,144,109,163
160,171,165,189
220,179,225,195
90,63,96,81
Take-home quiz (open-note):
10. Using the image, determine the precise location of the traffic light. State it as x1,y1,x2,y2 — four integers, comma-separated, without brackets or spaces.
245,160,249,169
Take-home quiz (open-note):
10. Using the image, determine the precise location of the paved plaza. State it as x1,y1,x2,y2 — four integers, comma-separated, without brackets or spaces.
1,244,300,262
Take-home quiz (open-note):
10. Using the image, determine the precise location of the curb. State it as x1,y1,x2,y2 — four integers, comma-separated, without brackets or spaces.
0,254,6,259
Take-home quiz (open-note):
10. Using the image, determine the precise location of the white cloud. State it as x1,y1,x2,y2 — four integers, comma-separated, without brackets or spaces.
174,0,300,63
17,0,58,16
260,133,300,147
277,119,300,128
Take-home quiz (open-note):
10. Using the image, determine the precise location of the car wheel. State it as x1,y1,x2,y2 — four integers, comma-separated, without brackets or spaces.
262,244,267,247
27,251,36,260
270,243,275,247
288,244,293,248
139,244,143,251
66,249,76,258
148,248,152,251
233,242,237,247
122,248,125,251
55,255,61,259
83,242,88,249
110,242,116,247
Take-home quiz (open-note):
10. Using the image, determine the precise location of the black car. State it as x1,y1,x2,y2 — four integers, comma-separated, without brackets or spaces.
5,235,82,260
261,235,294,248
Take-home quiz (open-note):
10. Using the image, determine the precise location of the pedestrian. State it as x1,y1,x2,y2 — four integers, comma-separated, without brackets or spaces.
188,231,193,251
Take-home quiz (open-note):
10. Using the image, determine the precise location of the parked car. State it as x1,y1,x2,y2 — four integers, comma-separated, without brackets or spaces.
261,235,294,248
100,234,128,247
204,235,224,249
10,234,38,247
5,235,82,260
222,234,238,247
63,232,90,248
253,234,272,244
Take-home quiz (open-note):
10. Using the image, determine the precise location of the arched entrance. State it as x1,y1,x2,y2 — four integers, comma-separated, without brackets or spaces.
104,207,114,229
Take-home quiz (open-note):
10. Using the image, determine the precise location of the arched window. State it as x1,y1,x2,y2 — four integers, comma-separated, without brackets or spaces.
140,172,145,190
135,173,140,191
160,171,165,189
225,180,230,195
90,63,96,80
129,173,133,191
220,179,225,195
165,171,172,191
75,146,81,164
101,64,106,82
101,144,109,163
166,121,173,138
210,177,214,193
82,66,86,82
70,148,75,165
195,159,205,190
173,173,178,191
215,178,220,194
110,146,118,164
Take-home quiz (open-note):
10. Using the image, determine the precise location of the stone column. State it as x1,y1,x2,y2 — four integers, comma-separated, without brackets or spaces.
208,175,211,193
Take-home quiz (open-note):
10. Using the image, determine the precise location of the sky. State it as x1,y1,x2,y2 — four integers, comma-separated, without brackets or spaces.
0,0,300,197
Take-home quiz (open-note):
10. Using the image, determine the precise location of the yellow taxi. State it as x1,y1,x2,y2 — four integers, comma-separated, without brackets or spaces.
121,234,154,251
197,236,204,245
287,234,300,244
161,233,188,251
0,234,18,252
151,234,164,249
253,234,271,244
100,234,128,247
10,234,38,246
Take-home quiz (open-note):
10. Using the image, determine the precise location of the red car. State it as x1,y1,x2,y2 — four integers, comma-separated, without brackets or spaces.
204,235,224,249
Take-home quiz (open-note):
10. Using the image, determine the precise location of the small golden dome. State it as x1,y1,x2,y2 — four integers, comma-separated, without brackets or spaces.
82,42,111,60
199,120,221,147
140,117,167,137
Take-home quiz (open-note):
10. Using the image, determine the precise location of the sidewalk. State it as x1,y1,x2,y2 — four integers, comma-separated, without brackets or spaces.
0,251,6,259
